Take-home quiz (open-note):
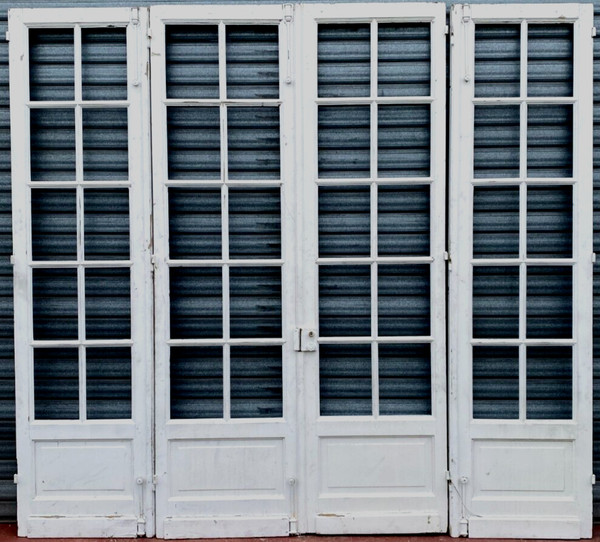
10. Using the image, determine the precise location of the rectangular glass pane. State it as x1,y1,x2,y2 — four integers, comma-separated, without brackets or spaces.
473,346,519,419
85,268,131,340
230,266,282,339
226,25,279,99
227,107,280,180
378,185,430,256
318,24,370,98
170,346,223,419
34,348,78,420
474,105,520,178
30,109,76,182
319,265,370,337
473,187,519,259
320,344,371,416
82,28,127,101
378,105,430,177
166,25,219,99
170,267,222,339
473,266,519,338
83,109,128,181
318,105,370,178
33,268,78,341
526,266,572,338
84,189,130,260
86,347,131,420
168,188,221,260
527,186,572,258
474,24,520,98
230,345,282,418
527,346,572,419
32,189,77,261
528,24,573,97
319,186,370,257
527,104,573,178
167,107,221,180
229,188,281,259
29,28,74,101
379,343,431,415
378,264,430,336
378,23,430,97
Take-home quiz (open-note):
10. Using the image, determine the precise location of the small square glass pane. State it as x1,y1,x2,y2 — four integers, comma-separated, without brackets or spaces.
473,187,519,259
32,189,77,261
33,268,78,341
319,186,370,257
29,29,74,101
527,266,572,338
82,28,127,101
34,348,78,420
169,188,221,260
30,109,76,182
527,186,572,258
527,346,572,419
170,267,222,339
85,268,131,340
84,189,130,260
473,266,519,338
170,346,223,419
86,347,131,420
528,24,573,97
83,109,128,181
319,265,370,337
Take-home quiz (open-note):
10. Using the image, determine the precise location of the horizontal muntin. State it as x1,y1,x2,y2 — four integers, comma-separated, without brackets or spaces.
29,180,131,188
317,256,434,265
318,335,433,344
29,259,133,268
315,96,434,105
167,338,285,347
164,179,282,187
27,100,130,108
471,258,575,266
163,98,281,107
471,338,575,346
31,339,134,348
166,258,283,267
472,96,576,105
316,177,434,185
472,178,576,186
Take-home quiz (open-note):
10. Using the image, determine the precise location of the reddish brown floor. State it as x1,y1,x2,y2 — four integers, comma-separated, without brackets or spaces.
1,524,600,542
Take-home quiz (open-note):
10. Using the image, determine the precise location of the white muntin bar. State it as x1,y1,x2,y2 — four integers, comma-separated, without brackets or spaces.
164,98,281,107
316,177,433,185
28,180,132,188
318,335,433,344
318,256,434,265
471,258,575,266
315,96,433,106
167,338,285,347
28,100,130,108
33,339,135,348
471,338,576,347
472,96,577,105
164,179,283,188
471,178,576,186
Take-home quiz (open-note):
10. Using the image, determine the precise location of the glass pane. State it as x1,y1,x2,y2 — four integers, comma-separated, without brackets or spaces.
318,24,370,98
29,28,74,101
378,185,430,256
527,186,572,258
474,24,520,98
166,25,219,99
169,188,221,260
32,189,77,261
379,264,430,337
528,24,573,97
84,189,130,260
230,266,281,339
379,343,431,415
527,346,572,419
527,104,573,178
230,345,282,418
30,109,76,182
226,25,279,99
34,348,78,420
378,105,430,178
227,107,280,180
473,187,519,259
318,105,370,178
33,268,78,340
85,268,131,340
378,23,430,97
167,107,221,180
319,265,370,337
473,266,519,338
527,266,572,338
474,105,520,178
473,346,519,419
170,267,222,339
86,347,131,420
319,186,370,257
229,188,281,259
83,109,128,181
82,28,127,101
320,344,371,416
170,346,223,419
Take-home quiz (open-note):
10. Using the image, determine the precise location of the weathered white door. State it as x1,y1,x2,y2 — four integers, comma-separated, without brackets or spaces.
150,5,298,538
297,3,448,534
449,4,594,538
9,7,154,538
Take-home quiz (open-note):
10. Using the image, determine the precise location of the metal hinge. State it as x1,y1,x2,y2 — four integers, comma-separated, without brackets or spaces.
592,474,596,485
9,255,14,265
283,3,293,22
462,4,471,23
5,31,9,42
13,474,17,485
136,516,145,536
130,7,140,26
294,328,317,352
152,474,158,491
592,253,597,264
592,27,597,38
445,470,451,481
444,25,449,35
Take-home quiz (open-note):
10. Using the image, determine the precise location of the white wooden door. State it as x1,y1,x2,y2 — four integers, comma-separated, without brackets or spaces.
9,8,154,538
150,5,298,538
449,4,594,538
297,3,448,534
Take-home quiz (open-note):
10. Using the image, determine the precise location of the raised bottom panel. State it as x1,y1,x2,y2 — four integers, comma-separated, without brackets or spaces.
468,516,585,539
23,516,139,538
315,512,444,534
163,515,289,539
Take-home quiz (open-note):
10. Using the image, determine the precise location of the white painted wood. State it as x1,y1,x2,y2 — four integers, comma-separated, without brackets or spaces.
9,7,153,538
448,4,594,538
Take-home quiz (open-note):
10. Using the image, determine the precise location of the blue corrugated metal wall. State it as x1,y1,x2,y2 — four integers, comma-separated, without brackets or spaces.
0,0,596,524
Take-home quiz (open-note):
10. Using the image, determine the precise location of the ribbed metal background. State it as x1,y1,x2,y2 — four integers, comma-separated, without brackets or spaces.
0,0,597,524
